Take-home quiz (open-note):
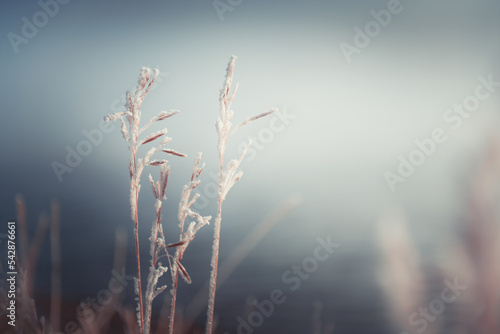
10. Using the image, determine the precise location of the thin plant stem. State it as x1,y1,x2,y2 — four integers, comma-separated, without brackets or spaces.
50,199,61,333
169,153,209,334
104,67,178,333
129,143,145,333
206,196,223,334
168,202,188,334
133,160,145,333
205,56,275,334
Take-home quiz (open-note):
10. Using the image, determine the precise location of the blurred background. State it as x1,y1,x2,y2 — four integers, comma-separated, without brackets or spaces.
1,0,500,333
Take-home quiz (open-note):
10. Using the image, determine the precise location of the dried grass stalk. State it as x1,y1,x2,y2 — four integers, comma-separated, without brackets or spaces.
104,67,185,333
168,153,211,334
50,200,61,333
205,56,275,334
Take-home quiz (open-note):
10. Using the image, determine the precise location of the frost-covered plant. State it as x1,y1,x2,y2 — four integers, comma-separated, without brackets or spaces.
142,162,170,334
205,56,276,334
143,156,211,334
103,58,272,334
104,67,186,333
168,152,211,334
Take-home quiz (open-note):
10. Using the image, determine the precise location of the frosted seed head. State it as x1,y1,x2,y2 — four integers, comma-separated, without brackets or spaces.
148,174,157,199
148,160,167,166
139,128,168,146
162,149,187,158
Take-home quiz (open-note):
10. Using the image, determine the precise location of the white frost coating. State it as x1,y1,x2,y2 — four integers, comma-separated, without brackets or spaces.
156,180,161,198
188,192,200,207
103,111,125,122
130,188,137,221
149,222,158,259
207,57,240,334
103,67,183,333
159,164,170,199
219,140,251,200
135,67,152,102
144,178,169,334
152,68,159,78
153,285,167,299
178,185,189,224
219,55,237,119
148,174,157,199
158,137,173,147
154,199,162,213
136,159,145,182
120,117,129,141
215,119,223,133
134,278,141,329
143,147,156,164
134,277,139,295
169,153,211,332
136,302,142,331
139,110,179,134
207,57,275,334
157,237,164,248
231,108,277,136
125,91,134,124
